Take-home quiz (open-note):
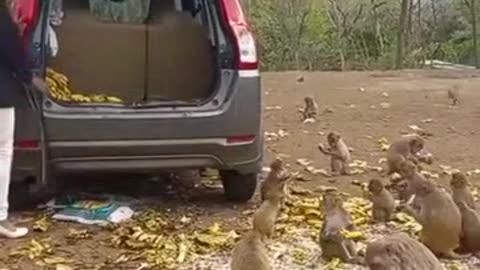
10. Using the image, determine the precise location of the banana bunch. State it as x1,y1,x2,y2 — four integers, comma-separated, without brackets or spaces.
46,68,123,103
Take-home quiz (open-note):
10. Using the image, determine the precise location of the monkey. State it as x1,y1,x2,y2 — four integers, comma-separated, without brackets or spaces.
230,230,270,270
253,179,286,239
457,201,480,254
302,96,319,121
365,179,396,222
396,159,431,202
318,132,351,176
450,172,477,211
385,135,425,177
448,84,460,106
320,192,364,264
365,232,443,270
260,158,290,202
399,180,468,259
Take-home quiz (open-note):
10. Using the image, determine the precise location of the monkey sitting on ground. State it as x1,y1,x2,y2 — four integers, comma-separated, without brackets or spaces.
261,158,290,202
457,201,480,255
366,232,443,270
318,132,351,176
231,225,271,270
302,96,319,121
396,159,431,202
320,192,363,264
399,180,467,259
450,172,477,211
385,135,425,177
253,176,287,239
365,179,396,222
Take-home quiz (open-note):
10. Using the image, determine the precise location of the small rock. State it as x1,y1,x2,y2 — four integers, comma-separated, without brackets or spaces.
328,178,337,183
324,107,334,113
290,186,312,195
359,87,365,92
380,102,391,109
56,265,73,270
314,185,338,193
422,118,433,123
297,76,305,82
382,92,389,97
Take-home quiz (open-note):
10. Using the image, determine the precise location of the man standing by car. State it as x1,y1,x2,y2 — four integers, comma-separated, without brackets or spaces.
0,0,46,238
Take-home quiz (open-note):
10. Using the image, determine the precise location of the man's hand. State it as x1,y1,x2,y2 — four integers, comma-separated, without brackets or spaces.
31,76,48,94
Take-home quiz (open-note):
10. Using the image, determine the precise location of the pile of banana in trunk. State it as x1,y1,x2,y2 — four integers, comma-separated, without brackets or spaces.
46,68,123,103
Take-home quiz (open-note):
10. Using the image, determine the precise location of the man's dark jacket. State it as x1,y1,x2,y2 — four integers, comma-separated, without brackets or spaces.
0,7,32,108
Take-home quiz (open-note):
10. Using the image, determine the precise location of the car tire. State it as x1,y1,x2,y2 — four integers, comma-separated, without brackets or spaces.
220,171,258,202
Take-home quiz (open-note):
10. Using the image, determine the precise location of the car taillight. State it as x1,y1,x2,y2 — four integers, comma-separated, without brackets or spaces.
219,0,258,70
15,140,39,148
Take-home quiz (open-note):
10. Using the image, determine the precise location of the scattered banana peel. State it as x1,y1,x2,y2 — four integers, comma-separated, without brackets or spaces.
420,170,439,180
67,228,92,243
303,118,316,124
324,257,342,269
439,165,460,175
10,238,59,264
340,229,366,240
407,125,433,137
378,137,390,151
265,130,290,142
292,247,308,264
33,215,51,232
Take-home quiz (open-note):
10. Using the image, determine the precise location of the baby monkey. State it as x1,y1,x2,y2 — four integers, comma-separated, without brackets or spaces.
366,232,443,270
318,132,351,176
450,172,477,211
448,84,460,106
365,179,396,222
302,96,319,121
320,192,363,264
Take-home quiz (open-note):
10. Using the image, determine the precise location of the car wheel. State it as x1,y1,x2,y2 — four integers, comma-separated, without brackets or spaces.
220,171,258,202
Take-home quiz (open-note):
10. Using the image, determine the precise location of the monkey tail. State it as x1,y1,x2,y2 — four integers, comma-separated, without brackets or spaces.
444,250,470,260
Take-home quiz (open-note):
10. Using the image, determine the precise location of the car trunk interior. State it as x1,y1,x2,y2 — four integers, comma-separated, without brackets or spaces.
47,0,218,105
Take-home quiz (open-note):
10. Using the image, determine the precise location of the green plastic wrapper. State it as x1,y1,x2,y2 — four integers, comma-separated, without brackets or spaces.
88,0,151,24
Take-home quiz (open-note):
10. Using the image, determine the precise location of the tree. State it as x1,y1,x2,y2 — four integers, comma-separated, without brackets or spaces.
463,0,479,68
395,0,409,69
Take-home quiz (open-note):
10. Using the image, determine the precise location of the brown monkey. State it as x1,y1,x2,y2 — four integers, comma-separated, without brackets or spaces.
231,230,270,270
366,232,443,270
302,96,318,121
457,201,480,254
448,84,460,106
260,158,290,202
365,179,396,222
385,135,425,176
450,172,476,211
253,181,285,239
400,180,467,259
320,192,363,264
318,132,351,176
396,159,430,202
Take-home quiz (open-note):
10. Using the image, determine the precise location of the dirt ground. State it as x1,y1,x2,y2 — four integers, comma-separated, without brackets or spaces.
3,69,480,269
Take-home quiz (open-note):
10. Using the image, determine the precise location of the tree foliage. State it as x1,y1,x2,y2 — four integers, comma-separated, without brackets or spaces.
242,0,479,71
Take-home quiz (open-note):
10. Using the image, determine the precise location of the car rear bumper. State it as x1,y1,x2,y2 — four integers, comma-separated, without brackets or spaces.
49,136,263,174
